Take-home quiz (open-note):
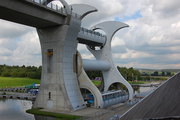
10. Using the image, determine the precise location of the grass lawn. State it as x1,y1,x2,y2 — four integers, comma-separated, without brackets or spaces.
91,80,149,86
91,80,101,86
0,77,40,88
128,81,148,84
26,108,81,120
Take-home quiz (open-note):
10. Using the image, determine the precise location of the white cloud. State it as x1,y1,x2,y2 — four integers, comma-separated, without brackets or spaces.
0,0,179,69
146,0,180,18
0,24,41,66
0,20,33,39
0,47,12,56
113,48,153,60
11,31,41,66
112,37,125,47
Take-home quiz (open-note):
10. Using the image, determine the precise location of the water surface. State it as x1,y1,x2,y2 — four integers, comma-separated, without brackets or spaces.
0,99,35,120
134,86,156,97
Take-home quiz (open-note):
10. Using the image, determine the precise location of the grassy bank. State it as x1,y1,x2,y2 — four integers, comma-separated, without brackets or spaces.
128,81,148,84
0,77,40,88
91,80,148,86
26,108,81,120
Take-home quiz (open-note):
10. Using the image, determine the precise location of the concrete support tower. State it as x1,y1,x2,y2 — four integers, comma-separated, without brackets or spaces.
33,0,98,111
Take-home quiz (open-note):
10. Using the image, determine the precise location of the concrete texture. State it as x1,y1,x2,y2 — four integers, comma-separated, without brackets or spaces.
33,18,86,111
120,72,180,120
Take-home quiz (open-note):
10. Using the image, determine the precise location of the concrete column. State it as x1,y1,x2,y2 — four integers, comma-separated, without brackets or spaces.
33,17,85,111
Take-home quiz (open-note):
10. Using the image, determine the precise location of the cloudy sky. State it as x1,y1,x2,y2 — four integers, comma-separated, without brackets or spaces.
0,0,180,69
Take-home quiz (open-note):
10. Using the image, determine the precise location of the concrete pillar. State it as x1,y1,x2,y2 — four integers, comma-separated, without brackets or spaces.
33,17,85,111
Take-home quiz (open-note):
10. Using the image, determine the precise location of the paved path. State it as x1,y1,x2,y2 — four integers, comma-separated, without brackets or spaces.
42,101,137,120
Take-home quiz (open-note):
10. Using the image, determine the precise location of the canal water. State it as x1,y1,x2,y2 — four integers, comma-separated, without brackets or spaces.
133,85,156,97
0,86,156,120
0,99,35,120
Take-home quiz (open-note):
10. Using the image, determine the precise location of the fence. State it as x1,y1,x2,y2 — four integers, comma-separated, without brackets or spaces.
26,0,81,18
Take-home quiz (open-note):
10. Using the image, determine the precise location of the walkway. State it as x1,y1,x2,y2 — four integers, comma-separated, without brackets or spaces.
42,98,141,120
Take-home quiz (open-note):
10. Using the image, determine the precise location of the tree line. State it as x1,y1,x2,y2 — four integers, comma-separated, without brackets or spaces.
0,64,41,79
150,71,172,76
0,64,141,81
117,66,141,81
86,66,141,81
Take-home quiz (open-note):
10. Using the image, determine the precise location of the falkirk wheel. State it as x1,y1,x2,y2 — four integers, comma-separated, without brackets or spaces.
33,0,134,111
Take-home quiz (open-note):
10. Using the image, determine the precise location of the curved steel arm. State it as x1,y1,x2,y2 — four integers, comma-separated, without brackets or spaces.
70,4,97,19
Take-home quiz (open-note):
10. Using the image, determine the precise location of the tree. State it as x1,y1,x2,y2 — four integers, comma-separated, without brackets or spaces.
22,65,26,68
1,71,11,77
153,71,159,76
18,71,27,77
10,71,19,77
162,71,165,76
0,64,42,79
86,71,102,80
117,66,141,81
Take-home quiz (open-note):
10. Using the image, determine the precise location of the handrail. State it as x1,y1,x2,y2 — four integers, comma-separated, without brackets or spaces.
80,27,107,38
26,0,81,18
26,0,66,14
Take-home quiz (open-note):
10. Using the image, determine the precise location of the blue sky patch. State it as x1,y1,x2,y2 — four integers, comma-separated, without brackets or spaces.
115,10,142,22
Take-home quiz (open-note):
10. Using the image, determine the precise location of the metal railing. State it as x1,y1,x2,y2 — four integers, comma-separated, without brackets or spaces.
81,27,106,38
80,27,107,43
27,0,66,14
26,0,81,18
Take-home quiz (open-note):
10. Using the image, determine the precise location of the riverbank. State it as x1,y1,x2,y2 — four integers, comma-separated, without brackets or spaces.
131,80,163,86
26,108,81,120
